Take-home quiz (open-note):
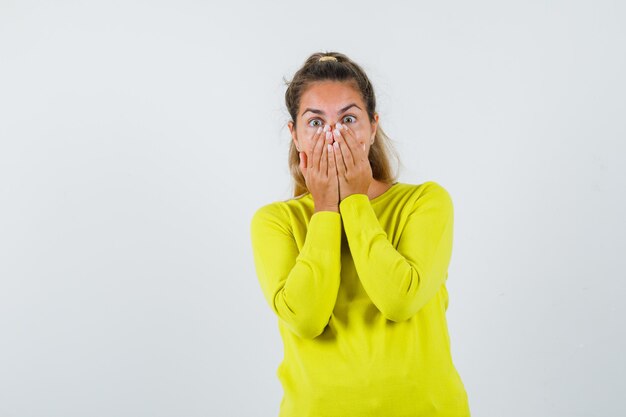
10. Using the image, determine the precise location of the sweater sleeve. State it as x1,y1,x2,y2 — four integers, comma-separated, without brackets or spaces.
338,182,454,322
250,204,342,339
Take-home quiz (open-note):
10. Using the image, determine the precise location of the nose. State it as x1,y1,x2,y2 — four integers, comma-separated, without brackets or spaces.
324,121,341,131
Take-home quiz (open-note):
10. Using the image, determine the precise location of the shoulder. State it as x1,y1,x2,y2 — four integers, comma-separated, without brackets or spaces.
420,180,452,200
405,180,454,213
251,191,314,233
250,200,290,233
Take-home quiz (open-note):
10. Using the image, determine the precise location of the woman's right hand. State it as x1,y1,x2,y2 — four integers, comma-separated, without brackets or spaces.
298,124,339,212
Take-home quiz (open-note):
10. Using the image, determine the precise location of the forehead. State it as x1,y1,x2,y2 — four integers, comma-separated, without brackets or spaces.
300,81,362,107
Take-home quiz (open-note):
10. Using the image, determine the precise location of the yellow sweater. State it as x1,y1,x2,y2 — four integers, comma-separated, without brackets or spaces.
250,181,471,417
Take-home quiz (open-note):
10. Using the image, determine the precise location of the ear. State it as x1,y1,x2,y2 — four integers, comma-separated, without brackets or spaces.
288,120,300,151
370,113,379,140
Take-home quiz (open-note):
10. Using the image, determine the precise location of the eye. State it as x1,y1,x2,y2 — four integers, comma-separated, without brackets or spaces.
308,119,323,128
343,115,356,123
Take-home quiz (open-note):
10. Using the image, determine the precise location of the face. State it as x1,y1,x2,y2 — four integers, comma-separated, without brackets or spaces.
288,80,378,159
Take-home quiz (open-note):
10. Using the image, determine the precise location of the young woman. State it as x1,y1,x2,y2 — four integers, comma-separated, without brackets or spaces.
250,51,471,417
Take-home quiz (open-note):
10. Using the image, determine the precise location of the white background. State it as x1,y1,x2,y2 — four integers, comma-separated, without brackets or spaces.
1,1,624,416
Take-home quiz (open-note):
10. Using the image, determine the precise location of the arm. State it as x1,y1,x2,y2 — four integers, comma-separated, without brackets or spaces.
338,182,454,322
250,204,342,339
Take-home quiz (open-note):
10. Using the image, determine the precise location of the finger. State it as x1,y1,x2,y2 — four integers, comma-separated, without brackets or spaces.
343,124,366,155
320,138,328,176
306,126,324,155
333,141,347,177
312,128,326,171
333,124,355,168
339,123,365,161
327,143,337,178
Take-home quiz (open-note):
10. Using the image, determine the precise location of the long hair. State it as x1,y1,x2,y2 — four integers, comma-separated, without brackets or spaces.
283,51,401,197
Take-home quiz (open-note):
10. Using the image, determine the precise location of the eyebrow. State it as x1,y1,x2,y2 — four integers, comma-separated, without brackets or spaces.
301,103,362,117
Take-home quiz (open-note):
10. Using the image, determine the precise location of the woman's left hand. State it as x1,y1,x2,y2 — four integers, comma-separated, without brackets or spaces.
330,123,373,202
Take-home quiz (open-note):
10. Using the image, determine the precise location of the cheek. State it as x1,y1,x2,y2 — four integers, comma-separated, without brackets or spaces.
349,126,367,142
299,127,319,153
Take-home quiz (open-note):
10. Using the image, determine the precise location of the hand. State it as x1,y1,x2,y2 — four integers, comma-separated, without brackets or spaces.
299,125,340,212
329,123,372,202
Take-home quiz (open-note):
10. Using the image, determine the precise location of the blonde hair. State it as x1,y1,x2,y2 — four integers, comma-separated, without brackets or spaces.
283,51,401,197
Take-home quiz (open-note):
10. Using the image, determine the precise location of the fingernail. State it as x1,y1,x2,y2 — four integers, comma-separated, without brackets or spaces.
326,131,332,140
336,122,342,130
323,124,330,132
317,126,322,134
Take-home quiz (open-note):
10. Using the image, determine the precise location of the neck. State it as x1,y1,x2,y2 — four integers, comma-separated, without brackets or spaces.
367,180,392,200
